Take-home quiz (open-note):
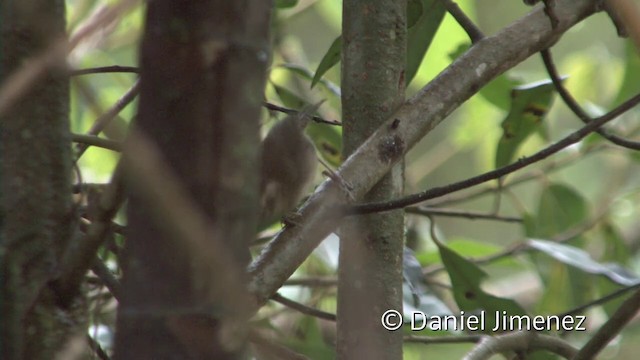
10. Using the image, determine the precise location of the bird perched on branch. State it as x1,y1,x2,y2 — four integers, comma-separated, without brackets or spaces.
258,103,322,228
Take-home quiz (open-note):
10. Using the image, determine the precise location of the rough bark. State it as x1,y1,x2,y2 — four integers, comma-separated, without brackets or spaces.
114,0,271,358
337,1,406,359
0,0,80,358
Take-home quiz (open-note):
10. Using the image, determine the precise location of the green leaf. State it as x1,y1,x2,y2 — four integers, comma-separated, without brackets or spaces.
275,0,299,9
482,75,522,112
278,63,314,80
312,1,446,89
307,118,343,167
447,238,503,258
614,40,640,105
600,221,630,264
277,63,341,97
526,183,595,313
495,79,558,169
269,82,342,165
405,0,446,86
403,248,452,320
313,1,446,89
311,36,342,89
528,239,638,286
438,242,527,333
527,183,588,238
597,279,631,318
407,0,424,29
271,82,307,109
536,262,585,314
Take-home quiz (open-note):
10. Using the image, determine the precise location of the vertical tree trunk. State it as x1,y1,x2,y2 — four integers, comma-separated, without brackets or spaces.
0,0,78,358
338,1,406,359
114,0,271,358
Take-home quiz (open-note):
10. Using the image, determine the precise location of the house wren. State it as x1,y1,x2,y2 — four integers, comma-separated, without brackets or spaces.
259,104,320,228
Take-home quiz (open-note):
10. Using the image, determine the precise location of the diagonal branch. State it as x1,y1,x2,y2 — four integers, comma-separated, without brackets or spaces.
441,0,485,43
573,287,640,359
540,48,640,150
248,0,605,305
351,91,640,214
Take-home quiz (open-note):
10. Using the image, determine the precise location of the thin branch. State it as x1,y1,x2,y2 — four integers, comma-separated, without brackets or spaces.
86,334,111,360
75,80,140,159
406,206,522,223
540,48,640,150
69,65,139,76
71,133,122,152
423,202,610,276
441,0,485,43
426,143,606,207
263,102,341,126
573,288,640,360
271,293,336,321
350,91,640,215
90,260,121,301
559,282,640,319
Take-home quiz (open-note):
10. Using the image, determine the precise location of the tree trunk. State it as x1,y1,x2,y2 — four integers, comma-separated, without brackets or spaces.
114,0,271,358
0,0,80,358
337,1,406,359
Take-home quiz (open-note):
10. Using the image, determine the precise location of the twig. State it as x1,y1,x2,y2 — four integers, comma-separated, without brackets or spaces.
71,133,122,152
406,206,522,223
540,48,640,150
350,91,640,215
441,0,485,43
263,102,341,126
558,282,640,320
270,293,336,321
573,288,640,359
90,260,121,301
427,143,605,207
86,334,111,360
75,80,140,158
423,203,610,276
70,65,139,76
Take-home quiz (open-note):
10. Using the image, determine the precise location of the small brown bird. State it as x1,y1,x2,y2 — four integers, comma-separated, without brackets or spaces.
258,104,320,228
